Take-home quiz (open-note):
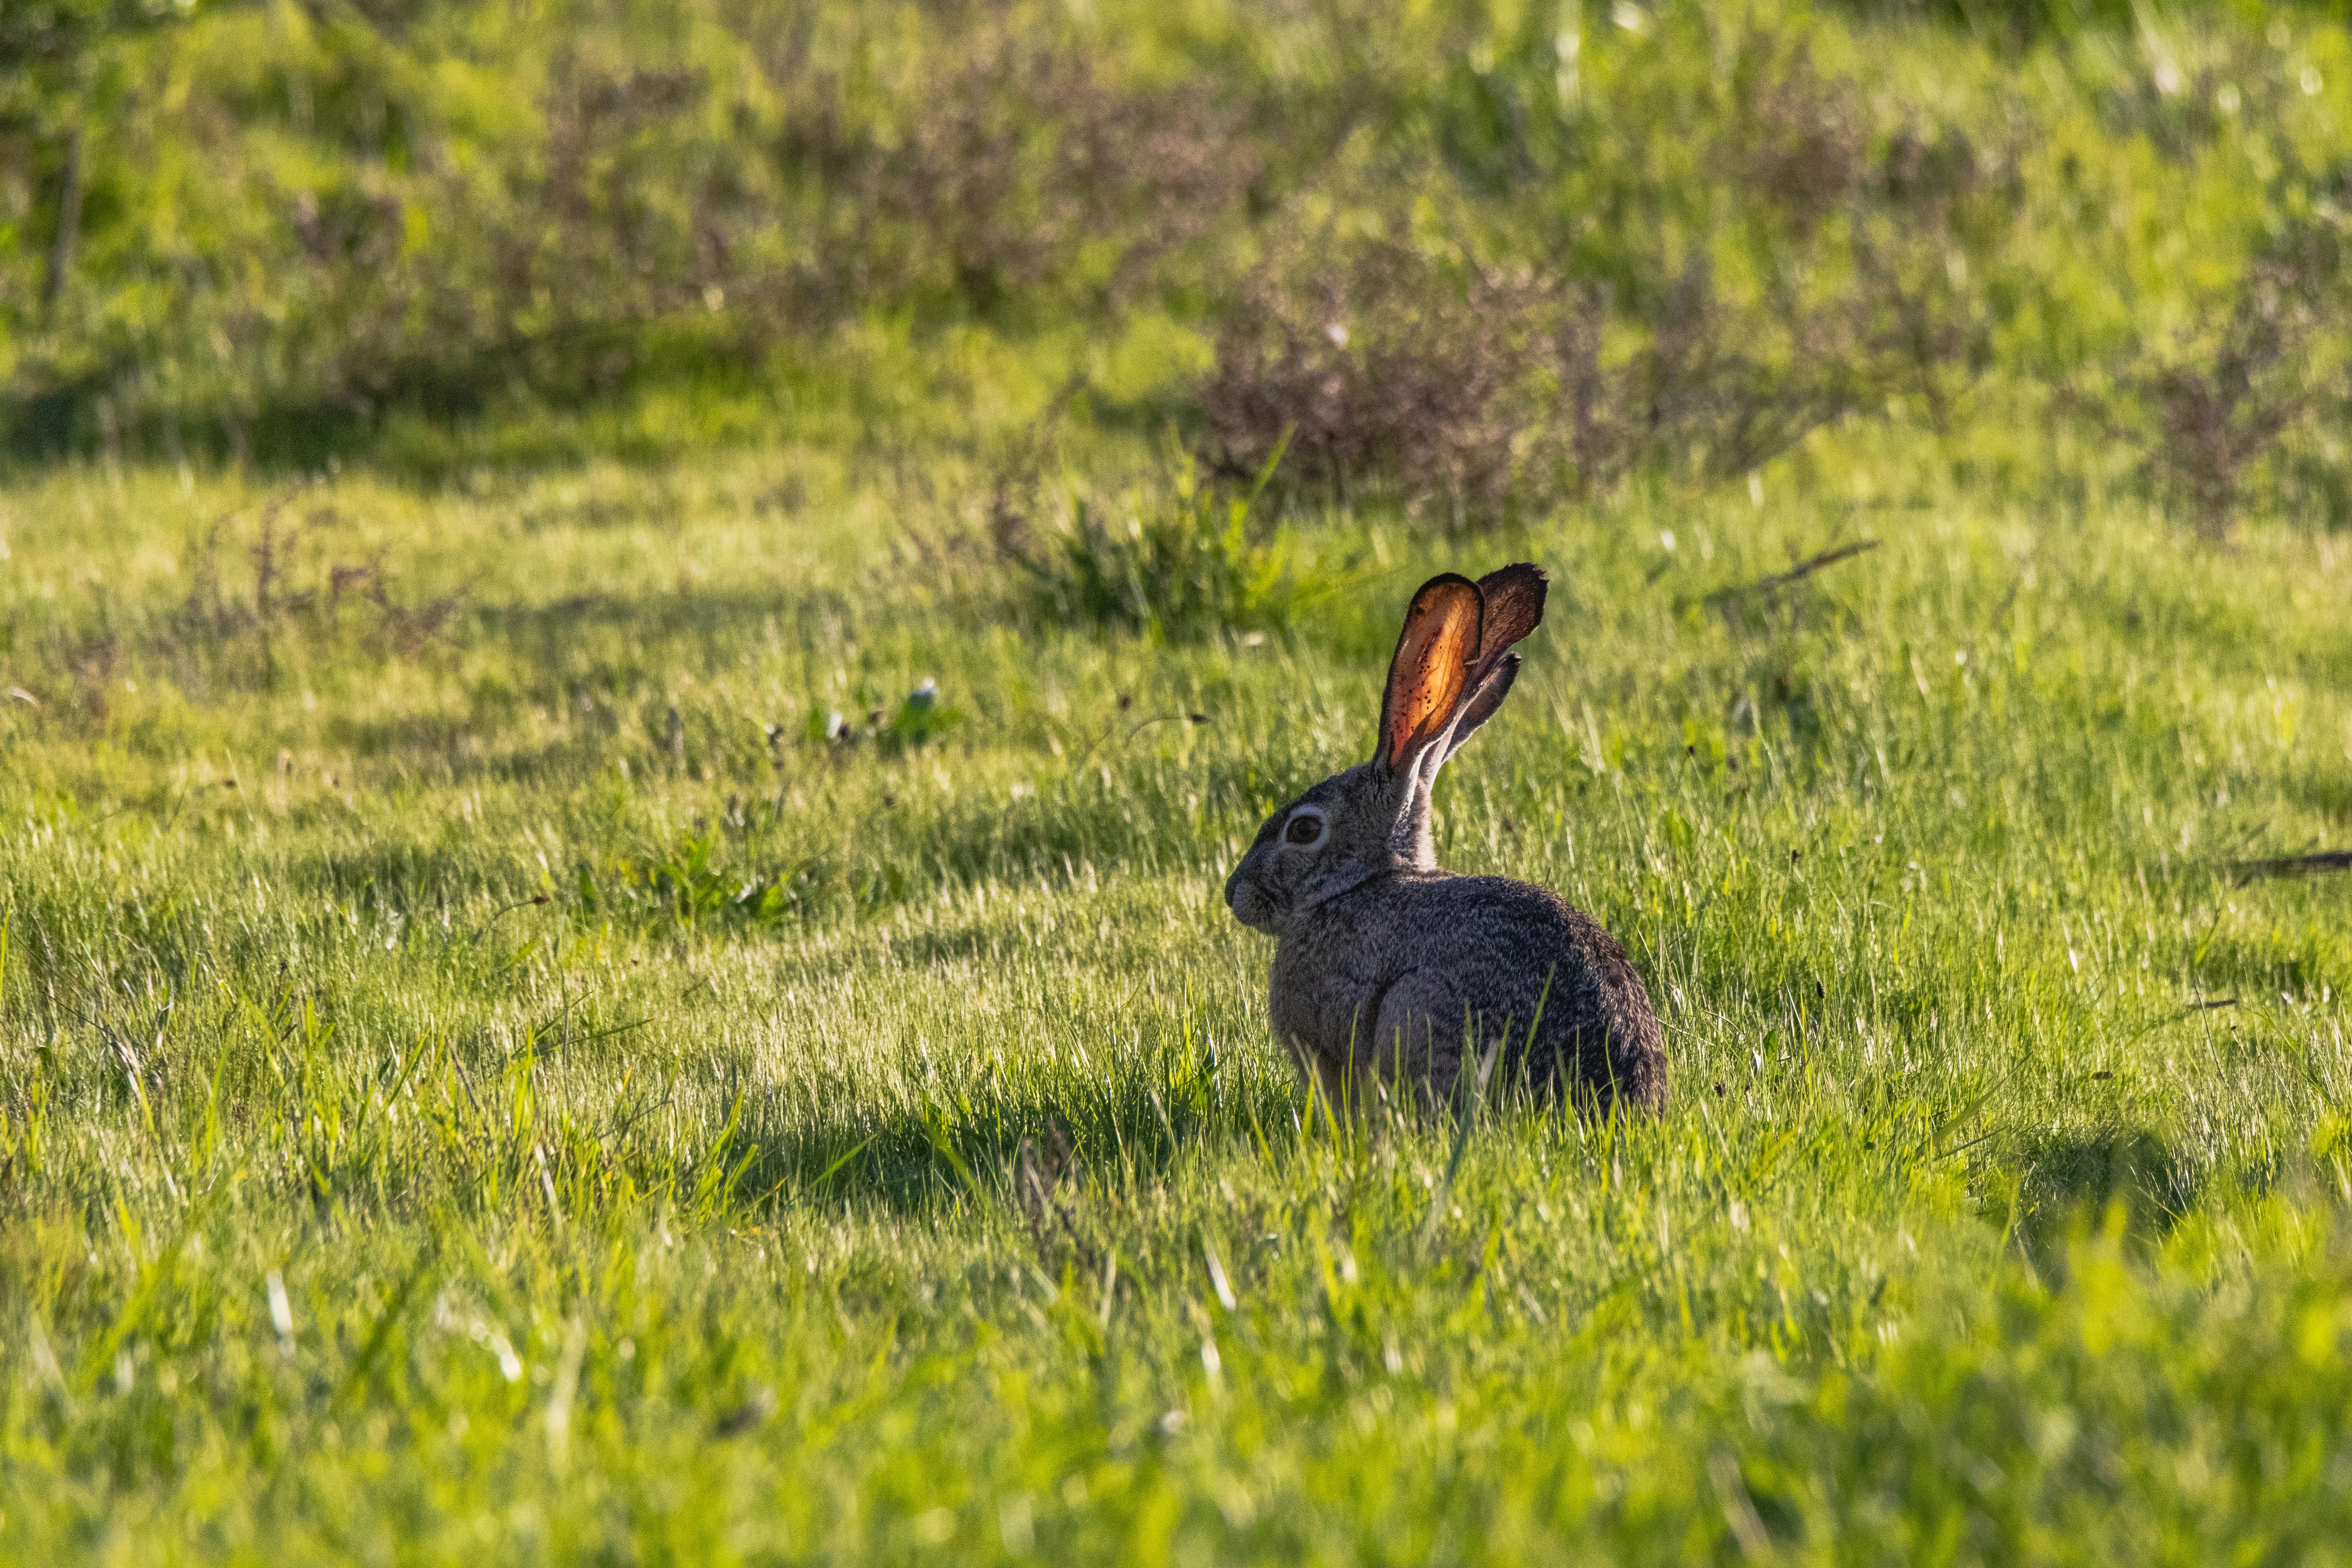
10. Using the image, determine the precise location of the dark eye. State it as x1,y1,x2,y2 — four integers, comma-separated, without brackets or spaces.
1285,813,1323,846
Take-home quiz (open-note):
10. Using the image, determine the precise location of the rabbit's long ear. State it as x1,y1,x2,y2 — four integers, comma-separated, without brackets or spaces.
1469,563,1547,680
1439,652,1521,762
1376,573,1483,778
1436,563,1548,764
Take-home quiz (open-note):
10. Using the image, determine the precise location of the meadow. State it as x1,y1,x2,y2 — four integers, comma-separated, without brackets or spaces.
4,0,2352,1563
2,426,2348,1561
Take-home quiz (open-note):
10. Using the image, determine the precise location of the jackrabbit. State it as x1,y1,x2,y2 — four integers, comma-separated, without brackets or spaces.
1224,564,1666,1113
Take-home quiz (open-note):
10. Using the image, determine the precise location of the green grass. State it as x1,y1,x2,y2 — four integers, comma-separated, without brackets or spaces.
2,424,2350,1563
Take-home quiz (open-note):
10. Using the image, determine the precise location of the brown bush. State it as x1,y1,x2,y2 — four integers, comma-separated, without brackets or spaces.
34,1,1268,449
1197,236,1592,521
2127,191,2352,535
757,8,1258,324
1195,33,2011,524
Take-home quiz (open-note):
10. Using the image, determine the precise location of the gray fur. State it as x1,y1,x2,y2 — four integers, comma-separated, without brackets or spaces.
1223,567,1667,1114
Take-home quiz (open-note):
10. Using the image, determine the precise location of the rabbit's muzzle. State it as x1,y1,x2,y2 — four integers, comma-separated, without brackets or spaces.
1224,864,1281,935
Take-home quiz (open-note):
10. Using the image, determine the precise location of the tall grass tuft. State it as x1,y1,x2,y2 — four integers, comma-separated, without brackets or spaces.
991,442,1325,640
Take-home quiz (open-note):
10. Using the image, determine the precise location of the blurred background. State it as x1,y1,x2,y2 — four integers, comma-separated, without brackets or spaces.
3,0,2350,537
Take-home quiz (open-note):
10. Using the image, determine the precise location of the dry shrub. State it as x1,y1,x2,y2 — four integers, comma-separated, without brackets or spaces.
1655,43,2005,463
851,31,1250,314
752,5,1257,325
470,9,1252,395
5,490,467,728
165,495,468,687
196,50,758,417
1197,36,2009,524
1198,238,1588,522
2127,189,2352,535
1737,47,1868,233
34,1,1264,449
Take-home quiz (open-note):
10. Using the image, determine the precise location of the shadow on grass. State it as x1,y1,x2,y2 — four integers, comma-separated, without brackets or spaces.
2185,930,2343,1004
2286,760,2352,826
2011,1126,2202,1270
298,765,1262,946
728,1045,1304,1215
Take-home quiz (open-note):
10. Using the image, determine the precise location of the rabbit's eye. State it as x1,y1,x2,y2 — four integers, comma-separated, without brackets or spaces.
1285,813,1324,846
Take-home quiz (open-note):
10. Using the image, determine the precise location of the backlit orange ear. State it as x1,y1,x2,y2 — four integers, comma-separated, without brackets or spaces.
1377,575,1483,775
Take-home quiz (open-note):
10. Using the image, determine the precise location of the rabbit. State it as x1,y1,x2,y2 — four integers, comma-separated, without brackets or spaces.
1224,563,1667,1114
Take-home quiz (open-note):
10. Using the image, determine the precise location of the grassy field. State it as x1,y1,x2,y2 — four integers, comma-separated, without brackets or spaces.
7,0,2352,1558
0,420,2348,1562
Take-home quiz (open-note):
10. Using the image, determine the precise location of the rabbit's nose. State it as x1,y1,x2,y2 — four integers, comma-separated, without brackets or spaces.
1223,867,1276,932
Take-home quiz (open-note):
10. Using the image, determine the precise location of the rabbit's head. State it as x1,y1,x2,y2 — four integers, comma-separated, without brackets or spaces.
1225,564,1547,935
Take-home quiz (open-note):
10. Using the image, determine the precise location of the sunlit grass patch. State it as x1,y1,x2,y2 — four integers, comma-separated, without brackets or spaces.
0,430,2349,1559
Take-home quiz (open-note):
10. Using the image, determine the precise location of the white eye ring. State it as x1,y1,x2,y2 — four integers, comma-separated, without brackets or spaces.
1283,808,1326,848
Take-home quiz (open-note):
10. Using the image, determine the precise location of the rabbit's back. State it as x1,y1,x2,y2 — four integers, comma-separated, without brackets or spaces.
1270,872,1666,1112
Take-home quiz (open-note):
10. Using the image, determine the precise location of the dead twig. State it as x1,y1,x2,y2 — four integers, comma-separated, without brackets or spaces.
1705,539,1882,607
1071,711,1211,776
2225,851,2352,884
470,893,552,946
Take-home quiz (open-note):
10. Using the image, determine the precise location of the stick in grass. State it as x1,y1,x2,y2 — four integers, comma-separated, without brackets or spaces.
2225,851,2352,883
1705,538,1882,607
